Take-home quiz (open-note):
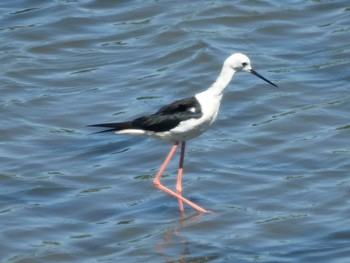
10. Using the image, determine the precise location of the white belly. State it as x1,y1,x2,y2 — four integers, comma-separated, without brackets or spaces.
116,91,222,142
153,92,222,142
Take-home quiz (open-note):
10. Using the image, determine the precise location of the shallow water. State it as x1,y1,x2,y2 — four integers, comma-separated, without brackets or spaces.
1,0,350,262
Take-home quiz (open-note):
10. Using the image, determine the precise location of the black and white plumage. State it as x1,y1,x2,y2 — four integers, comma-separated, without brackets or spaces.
89,96,203,141
89,53,277,214
90,53,277,142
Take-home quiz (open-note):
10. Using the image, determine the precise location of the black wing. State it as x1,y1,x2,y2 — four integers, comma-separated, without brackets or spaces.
131,96,202,132
88,121,133,133
89,96,203,133
156,96,201,115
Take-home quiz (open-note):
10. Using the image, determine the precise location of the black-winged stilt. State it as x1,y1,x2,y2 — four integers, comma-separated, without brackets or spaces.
89,53,277,213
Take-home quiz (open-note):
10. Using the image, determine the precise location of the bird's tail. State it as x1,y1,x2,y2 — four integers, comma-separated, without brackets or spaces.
88,122,133,134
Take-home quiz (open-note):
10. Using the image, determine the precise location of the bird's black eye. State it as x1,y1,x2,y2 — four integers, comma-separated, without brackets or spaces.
242,62,248,67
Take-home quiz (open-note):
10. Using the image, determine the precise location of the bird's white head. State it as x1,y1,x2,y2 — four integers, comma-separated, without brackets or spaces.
224,53,278,87
224,53,252,72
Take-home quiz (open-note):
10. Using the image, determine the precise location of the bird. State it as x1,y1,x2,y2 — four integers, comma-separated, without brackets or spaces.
89,53,277,213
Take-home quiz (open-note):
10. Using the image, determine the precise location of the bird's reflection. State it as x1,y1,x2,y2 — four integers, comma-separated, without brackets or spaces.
155,212,209,262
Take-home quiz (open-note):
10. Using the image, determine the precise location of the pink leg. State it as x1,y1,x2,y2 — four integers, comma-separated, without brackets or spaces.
153,142,208,213
176,142,186,212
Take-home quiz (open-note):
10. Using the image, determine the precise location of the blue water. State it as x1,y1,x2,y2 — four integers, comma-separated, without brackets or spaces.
1,0,350,262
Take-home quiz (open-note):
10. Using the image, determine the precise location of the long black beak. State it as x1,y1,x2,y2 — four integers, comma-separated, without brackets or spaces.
250,69,278,88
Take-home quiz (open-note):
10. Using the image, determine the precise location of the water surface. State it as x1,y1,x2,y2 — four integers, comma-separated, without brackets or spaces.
1,0,350,262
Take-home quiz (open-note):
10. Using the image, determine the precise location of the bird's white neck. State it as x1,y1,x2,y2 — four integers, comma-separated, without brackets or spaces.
206,64,236,98
192,63,236,130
